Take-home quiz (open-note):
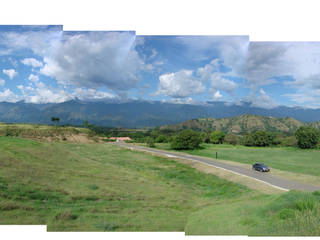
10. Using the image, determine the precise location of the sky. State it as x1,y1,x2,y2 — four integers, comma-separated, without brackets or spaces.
0,25,320,109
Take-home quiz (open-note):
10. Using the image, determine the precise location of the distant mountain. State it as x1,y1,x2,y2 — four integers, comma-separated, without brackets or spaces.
160,115,311,134
0,100,320,128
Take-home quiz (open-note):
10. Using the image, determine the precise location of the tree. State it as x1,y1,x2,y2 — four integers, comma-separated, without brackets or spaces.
242,131,274,147
51,117,60,125
210,131,226,144
155,135,168,143
171,130,202,150
83,120,89,128
295,126,320,149
224,133,239,145
146,137,155,148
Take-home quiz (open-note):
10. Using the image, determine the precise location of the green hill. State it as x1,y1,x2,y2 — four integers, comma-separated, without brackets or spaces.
160,114,310,134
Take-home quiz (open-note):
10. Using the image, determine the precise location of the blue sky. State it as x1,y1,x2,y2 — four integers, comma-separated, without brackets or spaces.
0,25,320,109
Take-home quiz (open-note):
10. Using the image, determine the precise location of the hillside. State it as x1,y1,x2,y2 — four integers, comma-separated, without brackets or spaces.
0,100,320,127
160,115,309,134
0,137,248,231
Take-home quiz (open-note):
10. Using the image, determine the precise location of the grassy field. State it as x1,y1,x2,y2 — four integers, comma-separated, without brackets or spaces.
186,191,320,236
2,136,320,234
153,143,320,177
0,136,250,231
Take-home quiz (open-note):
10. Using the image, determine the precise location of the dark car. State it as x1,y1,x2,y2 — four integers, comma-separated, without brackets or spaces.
252,163,270,172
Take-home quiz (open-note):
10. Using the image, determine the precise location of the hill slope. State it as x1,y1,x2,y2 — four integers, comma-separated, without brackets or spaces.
160,115,311,134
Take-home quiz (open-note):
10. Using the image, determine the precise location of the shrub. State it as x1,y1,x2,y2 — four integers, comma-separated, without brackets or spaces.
278,208,296,220
224,133,239,145
171,130,202,150
280,136,297,147
295,126,320,149
242,131,274,147
146,137,155,148
155,135,168,143
210,131,226,144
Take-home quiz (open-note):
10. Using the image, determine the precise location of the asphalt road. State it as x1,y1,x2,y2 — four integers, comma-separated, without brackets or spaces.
113,142,320,192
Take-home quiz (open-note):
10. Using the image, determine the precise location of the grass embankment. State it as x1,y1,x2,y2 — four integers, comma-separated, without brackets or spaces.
0,123,96,142
0,137,249,231
154,143,320,177
186,191,320,236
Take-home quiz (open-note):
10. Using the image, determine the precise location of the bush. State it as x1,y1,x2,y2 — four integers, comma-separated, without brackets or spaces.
146,137,155,148
155,135,168,143
242,131,274,147
171,130,202,150
224,133,239,145
278,208,295,220
280,136,297,147
295,126,320,149
210,131,226,144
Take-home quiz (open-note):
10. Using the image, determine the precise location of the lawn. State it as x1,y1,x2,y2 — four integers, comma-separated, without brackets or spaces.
0,136,250,231
186,191,320,236
154,143,320,177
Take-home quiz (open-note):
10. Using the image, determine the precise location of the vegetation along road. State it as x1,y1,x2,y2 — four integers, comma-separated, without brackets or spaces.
113,142,320,192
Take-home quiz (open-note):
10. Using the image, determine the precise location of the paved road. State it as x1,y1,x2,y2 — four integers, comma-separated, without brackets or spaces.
112,142,320,192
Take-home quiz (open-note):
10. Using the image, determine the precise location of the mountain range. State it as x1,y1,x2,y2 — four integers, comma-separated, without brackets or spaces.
0,100,320,128
160,114,320,134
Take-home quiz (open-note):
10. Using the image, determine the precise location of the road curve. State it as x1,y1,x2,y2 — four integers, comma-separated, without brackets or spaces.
112,142,320,192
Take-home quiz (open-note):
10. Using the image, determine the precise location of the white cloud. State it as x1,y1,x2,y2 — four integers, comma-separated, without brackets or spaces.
247,42,320,107
39,31,143,94
2,69,17,79
212,90,222,100
0,89,21,102
0,78,5,86
73,88,116,101
177,36,249,76
156,70,205,98
210,73,238,93
197,59,220,81
149,49,158,59
18,82,73,104
28,74,39,82
21,58,43,68
170,97,194,104
244,88,279,109
0,28,62,57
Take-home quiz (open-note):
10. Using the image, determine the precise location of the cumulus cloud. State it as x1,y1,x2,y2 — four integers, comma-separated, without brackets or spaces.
73,88,116,101
2,69,17,79
28,74,39,82
0,27,62,57
0,78,5,86
156,70,205,98
197,59,220,81
244,88,279,109
18,82,73,104
0,89,21,102
21,58,43,68
210,73,238,93
40,31,143,93
247,42,320,107
212,90,222,100
177,36,249,75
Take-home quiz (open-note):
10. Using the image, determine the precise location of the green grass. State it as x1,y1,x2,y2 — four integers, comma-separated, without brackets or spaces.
0,123,92,138
0,136,250,231
154,143,320,177
185,191,320,236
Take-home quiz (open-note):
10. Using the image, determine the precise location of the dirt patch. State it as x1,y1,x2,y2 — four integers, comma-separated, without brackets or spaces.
36,133,100,143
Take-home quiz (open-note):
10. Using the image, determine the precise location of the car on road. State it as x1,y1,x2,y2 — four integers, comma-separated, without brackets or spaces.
252,163,270,172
